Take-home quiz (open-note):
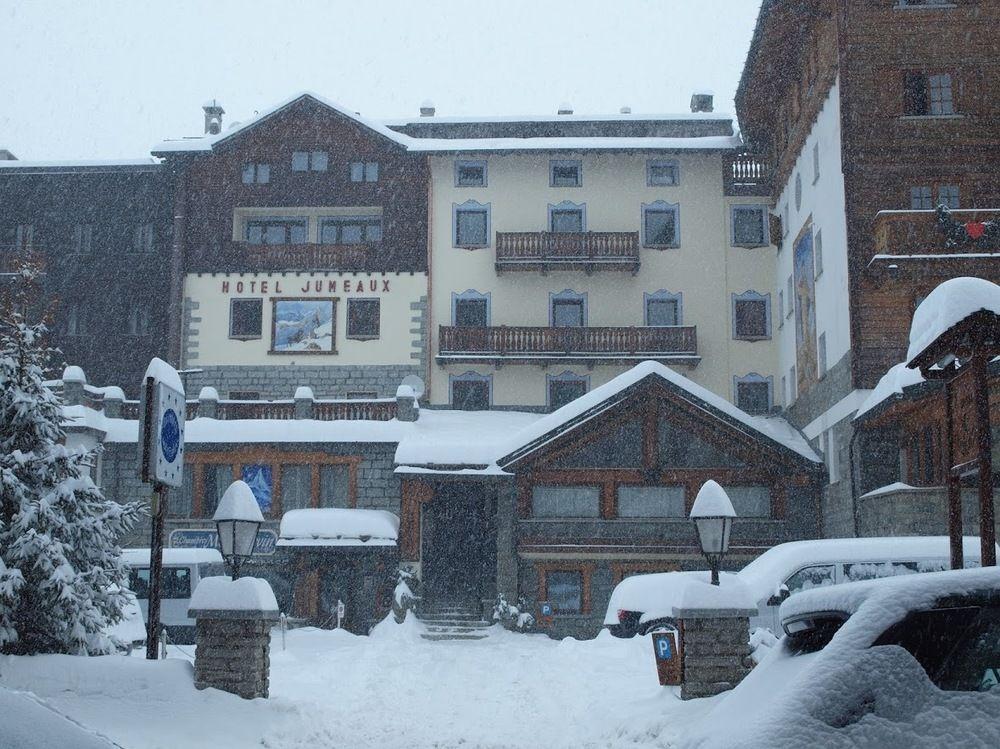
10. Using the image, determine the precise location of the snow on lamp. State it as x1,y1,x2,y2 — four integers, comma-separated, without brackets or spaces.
214,480,264,580
690,480,737,586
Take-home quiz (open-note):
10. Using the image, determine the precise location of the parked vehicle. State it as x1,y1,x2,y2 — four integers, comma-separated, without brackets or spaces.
605,536,996,637
122,548,225,644
681,567,1000,748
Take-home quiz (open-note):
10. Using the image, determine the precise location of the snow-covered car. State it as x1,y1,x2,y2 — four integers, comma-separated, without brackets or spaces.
122,548,224,644
605,536,994,637
681,566,1000,748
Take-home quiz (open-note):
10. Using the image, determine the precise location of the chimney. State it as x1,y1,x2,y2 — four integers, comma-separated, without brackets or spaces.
557,102,573,115
619,106,632,115
203,98,225,135
420,100,436,117
690,91,714,113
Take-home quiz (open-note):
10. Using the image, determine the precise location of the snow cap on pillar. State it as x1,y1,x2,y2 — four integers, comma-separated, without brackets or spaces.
214,480,264,523
691,480,736,518
143,357,184,396
62,365,87,384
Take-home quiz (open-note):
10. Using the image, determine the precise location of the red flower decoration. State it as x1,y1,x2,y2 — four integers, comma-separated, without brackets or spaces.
966,222,986,240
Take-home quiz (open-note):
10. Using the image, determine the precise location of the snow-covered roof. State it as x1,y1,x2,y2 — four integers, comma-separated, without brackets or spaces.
382,110,734,126
495,361,820,466
404,135,742,153
121,548,223,567
0,158,160,171
907,276,1000,364
277,508,399,547
189,575,278,613
853,361,927,421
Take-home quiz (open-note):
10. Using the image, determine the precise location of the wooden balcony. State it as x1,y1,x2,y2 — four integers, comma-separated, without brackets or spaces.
0,247,45,274
437,325,699,366
495,232,640,273
723,152,772,197
220,242,373,272
869,209,1000,277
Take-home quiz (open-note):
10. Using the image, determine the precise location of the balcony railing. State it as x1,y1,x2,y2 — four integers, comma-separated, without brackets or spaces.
873,209,1000,257
0,247,45,274
219,242,374,271
723,152,772,196
437,325,699,365
495,231,640,273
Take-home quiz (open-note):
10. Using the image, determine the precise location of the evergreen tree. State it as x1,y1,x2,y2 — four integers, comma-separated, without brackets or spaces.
0,264,142,655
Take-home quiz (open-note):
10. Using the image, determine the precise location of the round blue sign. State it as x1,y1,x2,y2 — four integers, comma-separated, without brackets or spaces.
160,408,180,463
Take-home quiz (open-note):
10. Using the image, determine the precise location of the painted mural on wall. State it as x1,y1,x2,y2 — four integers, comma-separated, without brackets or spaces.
241,464,273,513
271,299,335,353
793,225,817,395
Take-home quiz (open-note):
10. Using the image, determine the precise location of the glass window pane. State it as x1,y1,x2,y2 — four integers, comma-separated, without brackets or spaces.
647,298,679,326
723,485,771,517
340,223,364,244
734,208,765,245
550,209,583,233
649,163,677,186
230,299,263,338
735,300,767,337
455,298,487,327
256,164,270,183
737,381,770,414
784,564,836,595
456,210,487,246
552,299,584,327
458,163,485,186
281,465,311,512
169,470,194,518
264,225,285,244
320,465,350,509
452,380,489,410
645,209,676,246
350,162,364,182
289,223,307,244
551,164,580,186
365,162,379,182
203,465,232,518
617,485,685,517
311,151,328,171
246,224,263,244
348,299,380,338
549,379,586,410
532,485,600,517
242,164,255,184
291,151,309,171
366,219,382,242
547,571,582,613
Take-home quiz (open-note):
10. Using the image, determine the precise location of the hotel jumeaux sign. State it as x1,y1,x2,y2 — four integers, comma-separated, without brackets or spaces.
220,277,393,296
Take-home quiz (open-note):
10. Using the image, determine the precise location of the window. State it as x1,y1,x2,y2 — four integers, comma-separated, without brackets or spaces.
778,290,785,326
617,485,685,518
292,151,328,172
938,185,961,209
242,163,270,184
642,201,680,248
904,72,955,116
127,305,149,336
734,374,772,415
812,143,820,183
786,276,794,318
897,0,953,6
794,172,803,211
818,332,828,378
790,365,797,402
455,160,487,187
452,290,490,327
532,485,600,518
346,298,380,339
201,464,232,518
644,290,682,327
910,186,933,209
64,303,86,336
546,571,583,614
731,205,768,247
72,224,93,254
320,216,382,244
784,564,837,595
134,223,154,253
548,201,585,233
782,204,789,237
781,375,788,407
281,465,311,512
246,217,308,245
547,372,588,411
350,161,379,182
129,567,192,600
814,229,824,278
724,485,772,517
319,465,350,509
732,291,771,340
453,200,490,248
5,224,34,250
826,428,840,483
647,159,679,186
228,391,260,401
549,159,582,187
229,298,263,339
550,290,586,327
450,372,491,410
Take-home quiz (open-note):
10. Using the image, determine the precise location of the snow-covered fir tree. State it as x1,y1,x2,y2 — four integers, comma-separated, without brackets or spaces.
0,265,142,655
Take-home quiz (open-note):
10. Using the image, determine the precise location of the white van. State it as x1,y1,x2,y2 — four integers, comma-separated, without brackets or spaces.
605,536,996,637
123,548,225,644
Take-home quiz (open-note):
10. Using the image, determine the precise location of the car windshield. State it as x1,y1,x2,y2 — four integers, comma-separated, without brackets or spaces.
874,606,1000,692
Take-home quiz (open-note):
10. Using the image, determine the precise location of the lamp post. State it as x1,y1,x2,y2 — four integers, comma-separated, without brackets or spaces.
690,480,737,586
214,480,264,580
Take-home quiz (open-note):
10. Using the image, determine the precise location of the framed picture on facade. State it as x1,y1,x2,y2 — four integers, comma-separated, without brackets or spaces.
270,298,337,354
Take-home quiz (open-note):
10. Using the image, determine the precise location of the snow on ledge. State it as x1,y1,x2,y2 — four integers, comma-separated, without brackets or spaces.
278,508,399,547
854,362,925,420
143,357,184,394
859,482,919,499
188,576,278,615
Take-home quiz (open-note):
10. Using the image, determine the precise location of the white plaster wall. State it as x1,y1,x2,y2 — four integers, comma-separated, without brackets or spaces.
427,151,779,408
184,272,426,367
773,77,850,407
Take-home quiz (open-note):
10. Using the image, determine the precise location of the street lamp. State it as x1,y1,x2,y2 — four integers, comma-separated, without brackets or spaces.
214,480,264,580
690,480,737,586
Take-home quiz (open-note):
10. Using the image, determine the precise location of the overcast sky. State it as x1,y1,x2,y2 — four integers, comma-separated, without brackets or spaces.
1,0,763,160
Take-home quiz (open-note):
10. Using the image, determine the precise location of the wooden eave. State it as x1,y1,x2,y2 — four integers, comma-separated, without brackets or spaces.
907,310,1000,374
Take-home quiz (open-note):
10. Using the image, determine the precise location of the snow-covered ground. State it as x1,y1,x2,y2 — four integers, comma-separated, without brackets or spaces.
0,618,713,749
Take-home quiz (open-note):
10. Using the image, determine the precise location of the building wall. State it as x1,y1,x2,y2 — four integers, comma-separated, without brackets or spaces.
426,151,778,408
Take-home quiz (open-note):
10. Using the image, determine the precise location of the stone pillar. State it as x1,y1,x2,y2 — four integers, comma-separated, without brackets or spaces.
396,384,418,422
102,386,125,418
294,386,314,419
62,365,87,406
198,386,219,419
188,609,278,699
676,607,754,700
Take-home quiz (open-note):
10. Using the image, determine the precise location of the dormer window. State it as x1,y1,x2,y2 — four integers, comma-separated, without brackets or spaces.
292,151,328,172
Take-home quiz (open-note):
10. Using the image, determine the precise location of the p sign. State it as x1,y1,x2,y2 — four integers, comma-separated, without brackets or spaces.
138,358,186,488
651,630,681,686
656,635,673,660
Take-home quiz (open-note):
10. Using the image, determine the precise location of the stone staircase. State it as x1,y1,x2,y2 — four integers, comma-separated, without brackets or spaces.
418,603,492,641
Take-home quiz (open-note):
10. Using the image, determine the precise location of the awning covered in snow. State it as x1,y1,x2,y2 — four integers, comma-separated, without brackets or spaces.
277,508,399,548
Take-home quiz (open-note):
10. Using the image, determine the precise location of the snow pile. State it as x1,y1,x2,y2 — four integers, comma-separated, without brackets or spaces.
690,480,736,518
854,362,926,419
906,276,1000,363
188,576,277,614
121,548,223,567
0,687,120,748
604,571,756,625
858,481,917,498
278,508,399,546
368,610,427,643
142,356,184,394
213,480,264,522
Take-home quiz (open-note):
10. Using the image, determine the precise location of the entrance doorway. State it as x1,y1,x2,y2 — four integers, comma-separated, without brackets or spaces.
421,484,497,609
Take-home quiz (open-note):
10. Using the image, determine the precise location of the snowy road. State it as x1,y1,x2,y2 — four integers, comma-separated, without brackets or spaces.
0,618,713,749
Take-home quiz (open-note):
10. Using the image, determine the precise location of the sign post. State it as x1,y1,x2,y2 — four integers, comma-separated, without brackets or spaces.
138,358,186,660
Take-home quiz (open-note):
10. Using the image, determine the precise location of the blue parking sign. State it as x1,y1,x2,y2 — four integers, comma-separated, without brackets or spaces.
540,602,553,617
657,636,672,660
